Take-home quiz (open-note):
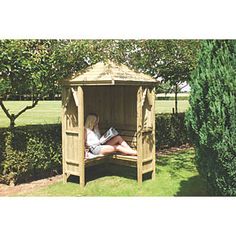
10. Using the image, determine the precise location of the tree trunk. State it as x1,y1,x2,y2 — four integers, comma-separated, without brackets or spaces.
0,98,39,128
10,115,16,129
175,83,178,114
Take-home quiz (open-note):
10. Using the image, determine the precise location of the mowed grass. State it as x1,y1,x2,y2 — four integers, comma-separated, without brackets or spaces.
0,101,61,128
16,148,209,196
0,100,189,128
156,100,190,114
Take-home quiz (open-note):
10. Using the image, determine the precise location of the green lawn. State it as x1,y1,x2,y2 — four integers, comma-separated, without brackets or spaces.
156,100,190,114
16,148,209,196
0,100,189,128
0,101,61,128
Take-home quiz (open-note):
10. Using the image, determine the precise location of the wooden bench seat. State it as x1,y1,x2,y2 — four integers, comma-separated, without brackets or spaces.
85,154,110,167
111,154,137,167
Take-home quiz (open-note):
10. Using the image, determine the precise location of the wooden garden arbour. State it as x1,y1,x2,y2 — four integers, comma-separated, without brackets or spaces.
61,60,159,187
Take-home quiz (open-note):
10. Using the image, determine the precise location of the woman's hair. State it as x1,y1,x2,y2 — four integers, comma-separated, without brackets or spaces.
85,113,99,130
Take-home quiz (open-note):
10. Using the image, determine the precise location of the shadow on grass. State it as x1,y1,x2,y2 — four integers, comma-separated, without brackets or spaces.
67,163,153,185
157,150,196,177
175,175,211,196
67,163,140,185
157,149,212,196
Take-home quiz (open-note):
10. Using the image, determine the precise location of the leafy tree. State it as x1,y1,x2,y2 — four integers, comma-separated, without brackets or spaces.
106,40,199,113
0,40,60,127
136,40,199,113
186,40,236,195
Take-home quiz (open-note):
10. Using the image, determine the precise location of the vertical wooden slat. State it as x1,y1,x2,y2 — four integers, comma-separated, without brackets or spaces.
110,86,114,128
72,134,75,161
67,135,71,160
78,86,85,187
104,86,111,128
151,87,156,180
62,87,67,183
137,86,143,185
75,134,78,163
113,86,124,126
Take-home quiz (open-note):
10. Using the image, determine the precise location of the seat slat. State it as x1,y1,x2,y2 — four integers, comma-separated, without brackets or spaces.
112,154,138,162
65,170,80,176
66,159,79,165
142,157,153,163
142,168,154,174
85,154,112,167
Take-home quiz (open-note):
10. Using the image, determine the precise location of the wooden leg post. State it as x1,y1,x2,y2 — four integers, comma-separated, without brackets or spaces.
62,87,67,185
78,86,85,188
137,86,143,185
80,173,85,188
152,87,156,181
137,162,143,185
63,173,68,184
151,161,156,180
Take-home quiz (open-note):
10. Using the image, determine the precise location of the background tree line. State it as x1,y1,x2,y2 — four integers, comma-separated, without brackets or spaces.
0,39,199,128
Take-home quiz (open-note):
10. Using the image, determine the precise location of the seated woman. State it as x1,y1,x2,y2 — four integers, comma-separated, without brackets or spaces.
85,113,137,156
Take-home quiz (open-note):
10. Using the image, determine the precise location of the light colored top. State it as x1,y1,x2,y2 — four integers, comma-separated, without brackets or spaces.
67,60,158,85
86,128,101,147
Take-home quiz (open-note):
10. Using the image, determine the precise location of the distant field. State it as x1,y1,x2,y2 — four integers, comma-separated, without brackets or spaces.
0,101,61,128
0,99,190,128
157,92,190,97
156,100,190,114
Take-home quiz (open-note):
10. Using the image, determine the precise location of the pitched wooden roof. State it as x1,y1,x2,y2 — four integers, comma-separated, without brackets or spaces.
63,60,158,86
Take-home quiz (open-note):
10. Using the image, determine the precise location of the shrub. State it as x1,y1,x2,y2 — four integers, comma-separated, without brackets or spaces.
156,113,190,150
186,40,236,196
0,124,62,185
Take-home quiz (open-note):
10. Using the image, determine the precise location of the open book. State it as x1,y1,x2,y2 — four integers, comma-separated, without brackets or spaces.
99,127,119,144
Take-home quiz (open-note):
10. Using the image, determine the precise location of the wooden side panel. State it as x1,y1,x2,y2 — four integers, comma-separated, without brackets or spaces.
65,132,79,162
66,132,80,175
62,86,83,181
141,87,155,177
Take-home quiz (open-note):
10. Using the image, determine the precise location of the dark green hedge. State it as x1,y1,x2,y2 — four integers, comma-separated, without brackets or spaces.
0,125,62,185
0,113,189,185
156,113,190,150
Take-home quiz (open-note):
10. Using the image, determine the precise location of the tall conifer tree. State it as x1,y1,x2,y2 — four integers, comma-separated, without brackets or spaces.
186,40,236,195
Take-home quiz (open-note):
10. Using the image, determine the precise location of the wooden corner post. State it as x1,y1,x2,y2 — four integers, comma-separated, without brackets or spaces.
151,87,156,180
137,86,143,185
78,86,85,187
62,87,67,184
